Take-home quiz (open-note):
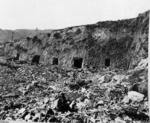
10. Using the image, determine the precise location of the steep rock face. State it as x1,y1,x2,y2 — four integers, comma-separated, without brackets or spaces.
4,10,149,70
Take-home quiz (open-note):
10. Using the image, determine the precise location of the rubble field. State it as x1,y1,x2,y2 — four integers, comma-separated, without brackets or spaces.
0,58,148,123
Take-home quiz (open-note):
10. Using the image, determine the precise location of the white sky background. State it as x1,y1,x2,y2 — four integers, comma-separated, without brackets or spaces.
0,0,150,30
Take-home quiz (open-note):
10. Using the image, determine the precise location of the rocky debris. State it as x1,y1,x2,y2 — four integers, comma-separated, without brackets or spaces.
0,59,148,123
127,91,144,102
130,82,148,97
135,58,148,71
122,96,130,104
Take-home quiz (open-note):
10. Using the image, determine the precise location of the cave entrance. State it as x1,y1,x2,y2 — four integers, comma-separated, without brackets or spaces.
53,57,58,65
16,53,20,60
32,55,40,64
73,57,83,68
105,58,110,67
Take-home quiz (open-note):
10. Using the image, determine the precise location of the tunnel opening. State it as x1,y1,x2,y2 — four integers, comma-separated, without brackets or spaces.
16,53,20,60
32,55,40,64
53,57,58,65
73,57,83,68
105,58,110,67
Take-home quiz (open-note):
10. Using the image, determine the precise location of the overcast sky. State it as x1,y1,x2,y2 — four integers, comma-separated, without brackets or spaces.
0,0,149,30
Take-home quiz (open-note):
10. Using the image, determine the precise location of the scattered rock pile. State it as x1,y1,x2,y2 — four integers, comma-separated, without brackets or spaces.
0,58,148,123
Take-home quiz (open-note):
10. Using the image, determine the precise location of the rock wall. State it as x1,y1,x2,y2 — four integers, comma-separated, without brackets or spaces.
4,10,149,70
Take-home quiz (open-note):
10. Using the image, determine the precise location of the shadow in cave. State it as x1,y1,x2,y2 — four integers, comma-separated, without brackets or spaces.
73,57,83,68
53,57,58,65
105,58,110,67
31,55,40,65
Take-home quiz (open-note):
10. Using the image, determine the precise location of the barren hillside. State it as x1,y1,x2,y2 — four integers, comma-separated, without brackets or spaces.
3,10,149,70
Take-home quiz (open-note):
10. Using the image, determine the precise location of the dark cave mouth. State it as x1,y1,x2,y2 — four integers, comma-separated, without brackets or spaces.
32,55,40,64
105,58,110,67
53,57,58,65
73,57,83,68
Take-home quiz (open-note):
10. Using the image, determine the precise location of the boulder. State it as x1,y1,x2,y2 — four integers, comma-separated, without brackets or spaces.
48,85,57,90
112,75,125,83
43,97,50,104
32,113,40,122
97,100,104,105
25,114,31,121
46,108,54,115
135,58,148,70
130,83,148,97
31,80,39,86
45,108,54,121
76,101,86,110
17,108,26,115
51,99,59,109
138,83,148,97
98,76,105,83
26,84,32,90
69,101,78,112
76,79,92,87
98,74,112,83
115,117,126,123
84,98,91,104
122,95,130,104
128,91,144,102
95,100,104,108
51,93,70,113
90,117,96,123
81,87,86,93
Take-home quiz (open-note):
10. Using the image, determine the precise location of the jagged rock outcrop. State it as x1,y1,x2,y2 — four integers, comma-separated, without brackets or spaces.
3,10,149,70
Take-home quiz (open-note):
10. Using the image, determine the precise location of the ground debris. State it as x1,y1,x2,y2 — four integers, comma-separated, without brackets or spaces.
0,61,148,122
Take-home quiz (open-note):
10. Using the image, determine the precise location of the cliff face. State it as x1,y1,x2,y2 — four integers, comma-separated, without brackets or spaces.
4,10,149,70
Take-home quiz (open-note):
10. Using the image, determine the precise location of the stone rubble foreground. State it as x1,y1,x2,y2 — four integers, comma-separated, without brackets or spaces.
0,58,148,123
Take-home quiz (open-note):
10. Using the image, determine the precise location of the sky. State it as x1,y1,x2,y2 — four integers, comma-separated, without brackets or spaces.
0,0,149,30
